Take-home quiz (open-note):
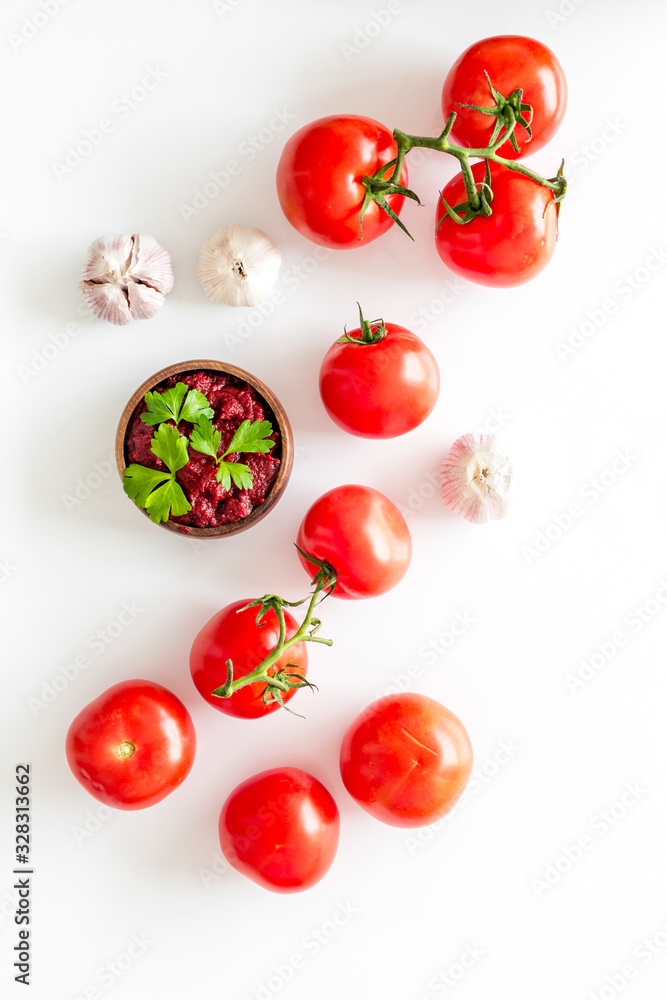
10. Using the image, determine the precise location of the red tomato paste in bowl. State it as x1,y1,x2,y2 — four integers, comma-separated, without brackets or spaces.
122,367,287,532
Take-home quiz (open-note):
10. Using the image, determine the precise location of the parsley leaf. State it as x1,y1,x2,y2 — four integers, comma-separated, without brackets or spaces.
141,382,187,426
217,462,254,492
123,466,171,507
150,422,190,471
226,419,275,456
123,423,192,523
188,416,221,461
141,381,214,427
144,479,192,523
180,389,215,425
189,416,275,492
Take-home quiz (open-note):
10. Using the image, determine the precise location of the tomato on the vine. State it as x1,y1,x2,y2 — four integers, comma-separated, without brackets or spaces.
339,692,473,827
441,35,567,160
319,307,440,438
66,680,196,810
434,160,558,287
296,484,411,600
219,767,340,892
190,600,308,719
276,114,408,249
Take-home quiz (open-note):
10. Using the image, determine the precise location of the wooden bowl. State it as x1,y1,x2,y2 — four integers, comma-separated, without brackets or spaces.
115,360,293,538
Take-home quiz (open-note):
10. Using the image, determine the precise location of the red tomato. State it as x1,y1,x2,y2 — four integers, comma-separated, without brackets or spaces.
219,767,340,892
190,600,308,719
296,484,411,600
66,680,196,810
340,692,473,827
276,114,408,249
434,160,558,287
319,314,440,438
442,35,567,160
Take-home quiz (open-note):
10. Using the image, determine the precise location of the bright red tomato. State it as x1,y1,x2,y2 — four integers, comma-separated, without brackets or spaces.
442,35,567,160
340,692,473,827
296,484,411,600
319,313,440,438
66,680,196,810
190,600,308,719
434,160,558,287
219,767,340,892
276,114,408,249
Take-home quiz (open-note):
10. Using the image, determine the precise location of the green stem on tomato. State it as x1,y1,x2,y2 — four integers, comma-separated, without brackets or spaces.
362,86,567,237
336,302,387,345
393,119,563,195
210,558,336,714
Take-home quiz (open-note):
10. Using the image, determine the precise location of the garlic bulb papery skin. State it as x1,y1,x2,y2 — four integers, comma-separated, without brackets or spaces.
196,225,281,307
440,433,514,524
79,234,174,326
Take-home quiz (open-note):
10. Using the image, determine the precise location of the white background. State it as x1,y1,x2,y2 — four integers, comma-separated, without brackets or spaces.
2,1,667,998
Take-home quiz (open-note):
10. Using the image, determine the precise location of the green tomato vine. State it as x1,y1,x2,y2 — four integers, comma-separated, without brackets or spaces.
360,75,567,240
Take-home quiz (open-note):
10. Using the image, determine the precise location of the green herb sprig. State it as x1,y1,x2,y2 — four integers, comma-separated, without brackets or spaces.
123,423,192,523
189,417,275,491
140,382,213,427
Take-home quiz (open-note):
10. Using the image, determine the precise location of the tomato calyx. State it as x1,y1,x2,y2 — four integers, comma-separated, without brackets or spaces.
210,555,336,716
436,158,494,229
359,161,421,241
545,157,567,218
336,302,388,346
454,72,534,154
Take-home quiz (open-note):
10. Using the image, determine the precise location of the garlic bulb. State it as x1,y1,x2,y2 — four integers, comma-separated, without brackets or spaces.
196,225,281,307
440,433,514,524
79,234,174,326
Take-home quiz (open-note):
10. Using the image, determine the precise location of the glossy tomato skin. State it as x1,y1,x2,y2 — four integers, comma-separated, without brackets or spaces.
319,322,440,438
190,600,307,719
340,692,473,827
435,160,558,287
65,680,196,810
442,35,567,160
276,114,408,249
296,484,411,600
219,767,340,893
